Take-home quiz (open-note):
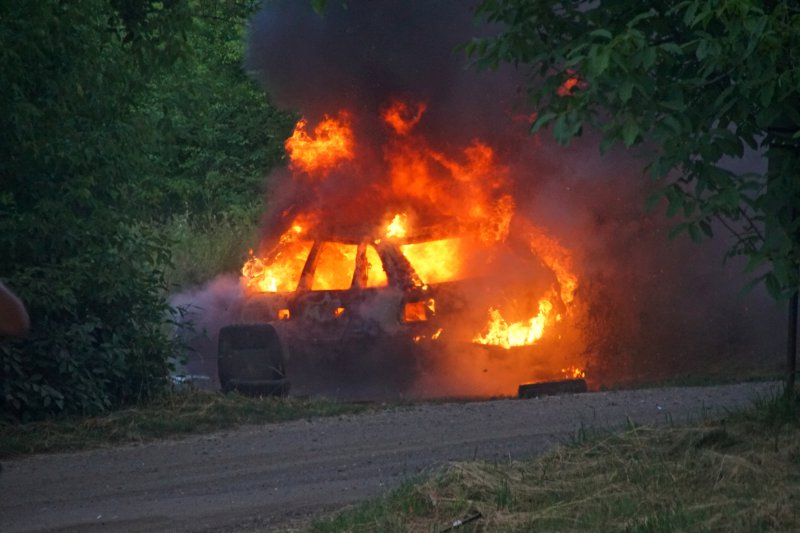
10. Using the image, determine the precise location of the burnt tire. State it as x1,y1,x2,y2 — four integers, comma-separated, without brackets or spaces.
218,324,289,396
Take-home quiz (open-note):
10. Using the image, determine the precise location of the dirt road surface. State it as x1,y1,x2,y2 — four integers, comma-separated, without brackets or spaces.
0,382,778,532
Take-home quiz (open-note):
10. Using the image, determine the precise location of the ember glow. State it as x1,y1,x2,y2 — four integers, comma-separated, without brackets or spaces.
562,366,586,379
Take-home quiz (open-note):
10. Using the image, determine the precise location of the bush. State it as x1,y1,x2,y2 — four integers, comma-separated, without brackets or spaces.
0,221,181,422
0,1,189,421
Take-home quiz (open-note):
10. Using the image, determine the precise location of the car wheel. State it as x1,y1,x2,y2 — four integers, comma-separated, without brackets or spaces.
218,324,289,397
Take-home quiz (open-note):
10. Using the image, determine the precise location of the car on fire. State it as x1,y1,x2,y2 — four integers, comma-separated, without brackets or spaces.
216,215,577,398
218,231,464,396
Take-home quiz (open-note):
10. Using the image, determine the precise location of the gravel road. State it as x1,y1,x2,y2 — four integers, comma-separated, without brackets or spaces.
0,381,778,532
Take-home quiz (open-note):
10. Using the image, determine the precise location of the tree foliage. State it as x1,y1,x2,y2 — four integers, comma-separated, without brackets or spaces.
133,1,295,223
0,1,291,421
468,0,800,300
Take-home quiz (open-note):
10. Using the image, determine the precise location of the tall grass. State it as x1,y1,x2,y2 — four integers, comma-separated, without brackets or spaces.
163,205,261,290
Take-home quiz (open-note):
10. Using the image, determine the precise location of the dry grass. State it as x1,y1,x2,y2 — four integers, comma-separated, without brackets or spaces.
312,394,800,532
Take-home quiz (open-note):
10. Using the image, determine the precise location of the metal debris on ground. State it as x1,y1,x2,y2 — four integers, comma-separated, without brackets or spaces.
439,510,482,532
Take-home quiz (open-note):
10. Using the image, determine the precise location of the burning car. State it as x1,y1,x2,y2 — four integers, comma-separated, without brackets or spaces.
219,227,442,396
218,101,585,398
219,217,580,397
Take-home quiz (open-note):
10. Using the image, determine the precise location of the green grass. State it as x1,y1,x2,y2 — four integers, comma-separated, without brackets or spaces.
311,391,800,532
162,207,260,290
0,391,370,459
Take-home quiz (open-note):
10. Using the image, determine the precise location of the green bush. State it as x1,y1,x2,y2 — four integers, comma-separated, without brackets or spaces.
0,1,189,421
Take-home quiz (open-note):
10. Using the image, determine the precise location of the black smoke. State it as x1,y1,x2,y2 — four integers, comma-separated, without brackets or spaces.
246,0,520,144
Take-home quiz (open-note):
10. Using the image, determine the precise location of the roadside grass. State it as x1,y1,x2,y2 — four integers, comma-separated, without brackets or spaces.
162,207,260,291
311,391,800,532
0,391,369,459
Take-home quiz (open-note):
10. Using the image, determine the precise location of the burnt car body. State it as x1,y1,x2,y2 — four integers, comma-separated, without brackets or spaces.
218,236,454,396
217,219,572,397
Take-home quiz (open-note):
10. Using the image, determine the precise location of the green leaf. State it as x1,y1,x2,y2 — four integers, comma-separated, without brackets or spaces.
619,80,634,102
660,42,683,55
765,273,782,300
553,115,567,144
599,136,616,153
661,114,682,135
589,28,613,40
695,39,709,60
644,190,662,212
310,0,327,15
531,111,557,133
683,2,698,27
621,119,640,146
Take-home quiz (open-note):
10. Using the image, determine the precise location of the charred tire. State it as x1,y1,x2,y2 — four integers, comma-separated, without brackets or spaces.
218,324,289,396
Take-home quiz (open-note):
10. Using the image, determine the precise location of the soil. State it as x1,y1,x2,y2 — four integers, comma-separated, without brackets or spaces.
0,381,778,532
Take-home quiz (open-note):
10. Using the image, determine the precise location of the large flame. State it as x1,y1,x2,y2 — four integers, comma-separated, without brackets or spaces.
285,112,354,175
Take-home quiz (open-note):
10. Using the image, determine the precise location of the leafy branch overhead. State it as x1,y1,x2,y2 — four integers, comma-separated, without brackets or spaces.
468,0,800,300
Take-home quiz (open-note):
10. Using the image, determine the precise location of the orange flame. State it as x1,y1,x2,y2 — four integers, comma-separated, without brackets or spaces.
386,213,408,239
556,70,587,97
401,238,463,284
526,228,578,305
562,366,586,379
557,77,580,97
364,244,388,288
285,112,354,174
382,100,427,135
310,242,358,290
242,225,311,293
473,298,555,348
